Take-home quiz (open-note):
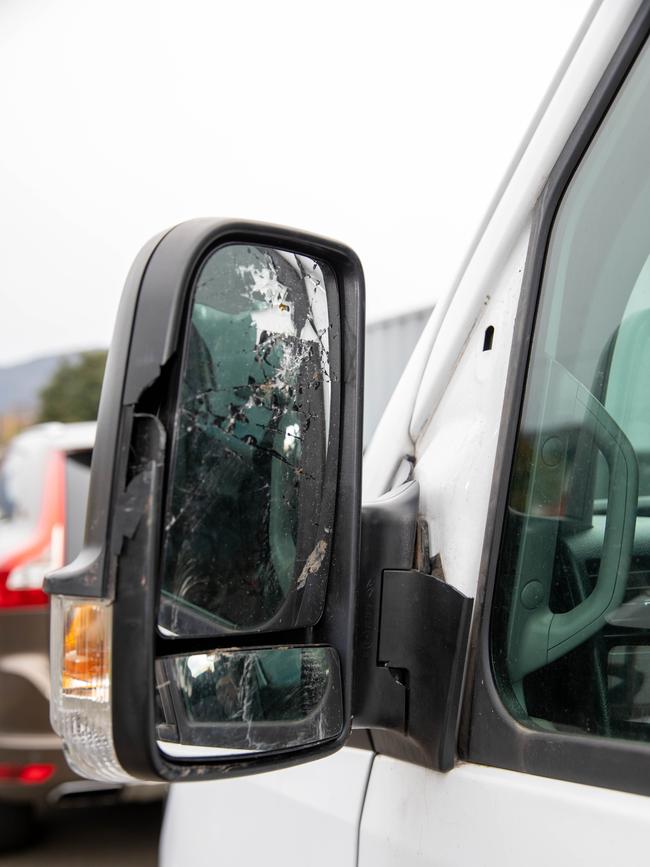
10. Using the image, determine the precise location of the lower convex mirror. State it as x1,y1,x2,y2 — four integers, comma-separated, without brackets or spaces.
155,646,343,757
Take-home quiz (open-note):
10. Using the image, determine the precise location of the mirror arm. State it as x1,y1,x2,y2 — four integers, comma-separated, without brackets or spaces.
354,480,473,771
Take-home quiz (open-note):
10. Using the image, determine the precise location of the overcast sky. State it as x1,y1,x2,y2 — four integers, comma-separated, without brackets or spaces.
0,0,593,367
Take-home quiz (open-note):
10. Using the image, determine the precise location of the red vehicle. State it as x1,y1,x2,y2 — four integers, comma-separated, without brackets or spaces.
0,423,97,848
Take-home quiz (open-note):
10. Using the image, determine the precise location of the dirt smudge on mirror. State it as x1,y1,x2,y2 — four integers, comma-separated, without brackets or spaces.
158,244,337,637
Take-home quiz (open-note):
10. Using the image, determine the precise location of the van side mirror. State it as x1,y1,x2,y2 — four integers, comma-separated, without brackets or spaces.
45,219,364,782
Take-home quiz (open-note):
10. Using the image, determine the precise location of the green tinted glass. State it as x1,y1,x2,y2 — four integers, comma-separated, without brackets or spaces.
493,41,650,743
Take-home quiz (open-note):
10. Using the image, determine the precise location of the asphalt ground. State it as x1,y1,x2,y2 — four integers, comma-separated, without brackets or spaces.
2,800,164,866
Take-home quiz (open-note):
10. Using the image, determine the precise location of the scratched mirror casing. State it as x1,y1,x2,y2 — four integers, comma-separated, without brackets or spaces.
158,243,338,639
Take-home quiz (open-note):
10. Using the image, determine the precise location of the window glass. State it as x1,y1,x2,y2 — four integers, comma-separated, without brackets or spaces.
0,437,46,529
493,40,650,743
159,244,334,638
64,450,92,562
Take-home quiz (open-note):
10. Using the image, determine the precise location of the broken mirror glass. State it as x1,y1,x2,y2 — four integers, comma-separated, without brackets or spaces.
155,645,343,757
158,244,338,637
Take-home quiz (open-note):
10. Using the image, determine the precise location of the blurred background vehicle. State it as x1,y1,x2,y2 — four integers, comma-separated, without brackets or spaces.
0,423,95,848
0,422,142,850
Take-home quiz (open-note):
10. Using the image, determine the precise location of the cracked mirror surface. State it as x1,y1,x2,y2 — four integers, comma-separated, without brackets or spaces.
155,645,343,757
158,244,337,638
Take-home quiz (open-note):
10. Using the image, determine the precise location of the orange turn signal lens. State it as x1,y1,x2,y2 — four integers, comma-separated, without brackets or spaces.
50,597,128,782
61,602,111,700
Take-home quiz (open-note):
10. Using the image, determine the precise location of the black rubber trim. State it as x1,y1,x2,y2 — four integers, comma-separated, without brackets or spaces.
346,729,373,751
462,2,650,797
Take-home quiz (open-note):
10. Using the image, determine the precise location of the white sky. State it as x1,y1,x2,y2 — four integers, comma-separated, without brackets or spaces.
0,0,593,366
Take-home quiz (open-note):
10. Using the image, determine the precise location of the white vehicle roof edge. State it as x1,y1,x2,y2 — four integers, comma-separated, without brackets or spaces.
8,420,96,452
363,0,640,502
409,0,640,439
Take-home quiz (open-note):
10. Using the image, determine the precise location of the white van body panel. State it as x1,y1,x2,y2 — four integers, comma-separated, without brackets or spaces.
411,225,530,597
359,758,650,867
159,747,373,867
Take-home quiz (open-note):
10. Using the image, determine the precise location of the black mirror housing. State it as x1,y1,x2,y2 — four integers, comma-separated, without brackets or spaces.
45,219,365,782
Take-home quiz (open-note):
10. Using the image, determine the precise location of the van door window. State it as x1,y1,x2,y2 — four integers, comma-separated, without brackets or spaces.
492,38,650,743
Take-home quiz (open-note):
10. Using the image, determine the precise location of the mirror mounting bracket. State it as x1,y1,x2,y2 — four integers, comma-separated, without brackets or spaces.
377,568,473,771
354,481,473,771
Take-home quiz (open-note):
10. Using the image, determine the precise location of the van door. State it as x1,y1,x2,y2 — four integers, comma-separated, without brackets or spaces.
159,742,373,867
360,5,650,865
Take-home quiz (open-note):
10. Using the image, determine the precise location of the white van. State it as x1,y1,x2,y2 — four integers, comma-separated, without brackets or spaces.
46,2,650,864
